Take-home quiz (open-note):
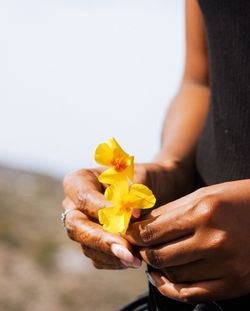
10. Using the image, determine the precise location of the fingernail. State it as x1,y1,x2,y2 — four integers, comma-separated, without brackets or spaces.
132,257,142,268
120,259,132,267
132,208,141,218
121,258,141,269
145,271,156,287
111,244,134,262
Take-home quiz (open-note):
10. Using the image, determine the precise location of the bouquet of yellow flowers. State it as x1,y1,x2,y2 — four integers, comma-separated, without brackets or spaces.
95,138,156,234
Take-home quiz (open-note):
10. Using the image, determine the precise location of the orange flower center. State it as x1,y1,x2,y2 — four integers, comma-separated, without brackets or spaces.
121,202,132,213
111,157,128,172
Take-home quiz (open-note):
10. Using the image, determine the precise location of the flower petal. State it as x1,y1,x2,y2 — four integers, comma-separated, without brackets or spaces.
128,184,156,209
104,182,129,205
120,209,132,234
125,156,134,181
98,167,129,184
98,205,131,234
108,137,129,159
94,142,113,166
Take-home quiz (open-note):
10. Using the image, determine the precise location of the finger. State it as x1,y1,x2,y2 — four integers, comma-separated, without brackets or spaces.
150,188,204,218
91,259,127,270
147,271,227,303
81,245,141,269
81,245,122,264
62,197,77,212
63,169,110,218
65,209,141,265
161,259,225,284
126,205,194,247
82,246,126,269
139,235,201,269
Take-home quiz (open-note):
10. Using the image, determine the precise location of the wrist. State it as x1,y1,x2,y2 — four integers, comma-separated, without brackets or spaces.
153,151,196,199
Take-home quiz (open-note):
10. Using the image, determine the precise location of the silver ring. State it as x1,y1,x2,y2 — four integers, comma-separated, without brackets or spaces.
61,209,77,227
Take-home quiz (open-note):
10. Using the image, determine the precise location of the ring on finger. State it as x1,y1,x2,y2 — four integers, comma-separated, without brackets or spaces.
61,208,77,227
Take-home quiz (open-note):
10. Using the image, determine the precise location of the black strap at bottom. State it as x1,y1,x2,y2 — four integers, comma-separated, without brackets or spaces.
118,293,148,311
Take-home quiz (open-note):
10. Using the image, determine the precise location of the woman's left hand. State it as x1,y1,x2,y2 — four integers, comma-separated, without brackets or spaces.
125,180,250,303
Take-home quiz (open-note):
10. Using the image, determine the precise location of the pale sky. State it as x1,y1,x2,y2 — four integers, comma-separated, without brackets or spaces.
0,0,185,177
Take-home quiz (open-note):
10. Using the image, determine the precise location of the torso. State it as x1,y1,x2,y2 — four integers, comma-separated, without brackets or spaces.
196,0,250,185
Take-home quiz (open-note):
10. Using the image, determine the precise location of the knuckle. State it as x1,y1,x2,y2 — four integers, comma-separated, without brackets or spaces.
94,234,107,251
197,194,220,223
210,231,228,253
81,227,104,250
198,230,228,258
75,191,88,211
146,249,163,268
140,225,156,245
63,171,76,190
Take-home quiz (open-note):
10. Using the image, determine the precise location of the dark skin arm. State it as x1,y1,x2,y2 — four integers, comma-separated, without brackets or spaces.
156,0,209,170
62,0,210,270
124,0,250,303
126,180,250,302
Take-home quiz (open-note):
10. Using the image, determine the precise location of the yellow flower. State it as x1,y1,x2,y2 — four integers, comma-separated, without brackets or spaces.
98,181,156,234
95,137,134,184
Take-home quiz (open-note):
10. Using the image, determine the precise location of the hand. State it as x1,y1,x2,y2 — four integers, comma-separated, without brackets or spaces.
62,161,190,270
62,168,140,269
126,180,250,303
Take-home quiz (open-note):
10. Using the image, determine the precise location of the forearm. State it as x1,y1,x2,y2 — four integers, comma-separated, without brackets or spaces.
157,81,209,165
152,0,209,197
154,81,210,194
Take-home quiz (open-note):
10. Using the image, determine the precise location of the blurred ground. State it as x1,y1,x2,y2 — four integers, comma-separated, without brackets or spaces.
0,166,147,311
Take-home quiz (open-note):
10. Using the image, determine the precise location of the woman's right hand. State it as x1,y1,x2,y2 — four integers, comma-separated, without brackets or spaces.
62,161,192,270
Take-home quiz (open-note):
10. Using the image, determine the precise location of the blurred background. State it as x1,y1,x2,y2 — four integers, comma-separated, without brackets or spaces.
0,0,184,310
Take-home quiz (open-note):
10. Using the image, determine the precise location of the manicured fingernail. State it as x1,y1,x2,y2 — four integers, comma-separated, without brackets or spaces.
121,258,141,269
132,257,142,268
132,208,141,218
145,271,156,287
111,244,134,262
120,259,132,267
